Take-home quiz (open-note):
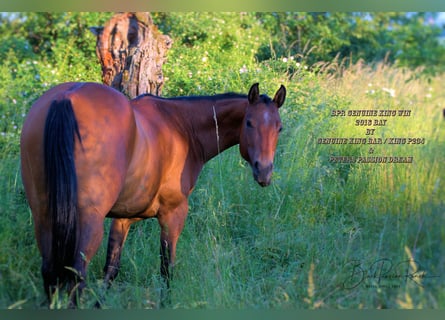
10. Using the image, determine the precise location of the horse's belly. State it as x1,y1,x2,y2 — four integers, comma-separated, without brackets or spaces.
109,191,160,218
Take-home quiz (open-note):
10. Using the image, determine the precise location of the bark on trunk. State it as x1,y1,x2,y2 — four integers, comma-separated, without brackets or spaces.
90,12,172,98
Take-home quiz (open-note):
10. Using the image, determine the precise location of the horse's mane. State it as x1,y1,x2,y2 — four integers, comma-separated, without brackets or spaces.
134,92,272,103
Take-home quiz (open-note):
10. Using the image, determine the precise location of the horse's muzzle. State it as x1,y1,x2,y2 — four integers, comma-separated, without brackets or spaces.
252,161,273,187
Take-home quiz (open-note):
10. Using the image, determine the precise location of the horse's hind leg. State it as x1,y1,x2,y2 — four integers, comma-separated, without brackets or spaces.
40,239,58,301
33,210,104,307
30,208,59,303
68,212,105,307
103,218,141,285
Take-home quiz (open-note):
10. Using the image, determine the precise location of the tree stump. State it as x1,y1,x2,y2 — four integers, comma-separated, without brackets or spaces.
90,12,172,98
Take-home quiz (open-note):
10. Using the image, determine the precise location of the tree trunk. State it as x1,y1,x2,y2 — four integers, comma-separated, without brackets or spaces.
90,12,172,98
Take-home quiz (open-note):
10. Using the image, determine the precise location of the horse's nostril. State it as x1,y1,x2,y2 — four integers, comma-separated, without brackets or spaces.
254,161,273,172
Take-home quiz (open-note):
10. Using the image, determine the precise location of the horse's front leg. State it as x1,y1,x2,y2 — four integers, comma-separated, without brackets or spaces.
157,200,188,304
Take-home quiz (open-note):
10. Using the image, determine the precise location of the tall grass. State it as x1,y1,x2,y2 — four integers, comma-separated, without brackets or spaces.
0,46,444,308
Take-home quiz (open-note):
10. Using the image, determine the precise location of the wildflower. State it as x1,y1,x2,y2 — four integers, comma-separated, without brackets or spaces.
202,56,208,62
296,62,301,67
12,99,17,104
382,87,396,98
239,65,248,74
282,57,288,63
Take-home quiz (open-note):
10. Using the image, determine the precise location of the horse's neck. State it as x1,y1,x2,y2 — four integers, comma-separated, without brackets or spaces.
180,98,247,163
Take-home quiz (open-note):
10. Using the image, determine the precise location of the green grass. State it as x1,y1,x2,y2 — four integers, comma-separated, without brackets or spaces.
0,17,444,309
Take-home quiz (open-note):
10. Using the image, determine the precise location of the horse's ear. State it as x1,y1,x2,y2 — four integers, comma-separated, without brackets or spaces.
273,85,286,108
248,83,260,104
89,26,104,37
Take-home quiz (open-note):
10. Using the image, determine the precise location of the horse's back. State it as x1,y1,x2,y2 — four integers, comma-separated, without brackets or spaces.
21,82,136,220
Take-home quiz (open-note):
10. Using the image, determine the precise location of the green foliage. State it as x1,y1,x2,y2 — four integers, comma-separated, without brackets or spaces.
0,12,444,309
152,12,271,95
254,12,445,74
0,13,112,61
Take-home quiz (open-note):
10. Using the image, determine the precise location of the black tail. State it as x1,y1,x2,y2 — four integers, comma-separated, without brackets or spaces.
43,99,82,286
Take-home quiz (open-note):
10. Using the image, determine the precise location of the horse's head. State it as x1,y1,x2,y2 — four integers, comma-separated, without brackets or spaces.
240,83,286,187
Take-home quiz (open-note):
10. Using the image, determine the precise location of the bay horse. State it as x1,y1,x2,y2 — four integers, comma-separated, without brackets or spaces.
20,82,286,306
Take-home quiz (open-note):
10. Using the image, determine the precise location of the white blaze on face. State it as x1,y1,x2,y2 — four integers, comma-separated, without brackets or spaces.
263,110,271,124
255,108,277,165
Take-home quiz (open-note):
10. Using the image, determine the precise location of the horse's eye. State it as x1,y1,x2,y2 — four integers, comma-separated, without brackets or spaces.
278,125,283,133
246,120,253,128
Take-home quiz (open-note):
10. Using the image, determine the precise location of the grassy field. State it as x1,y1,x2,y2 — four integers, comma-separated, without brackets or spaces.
0,17,444,308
